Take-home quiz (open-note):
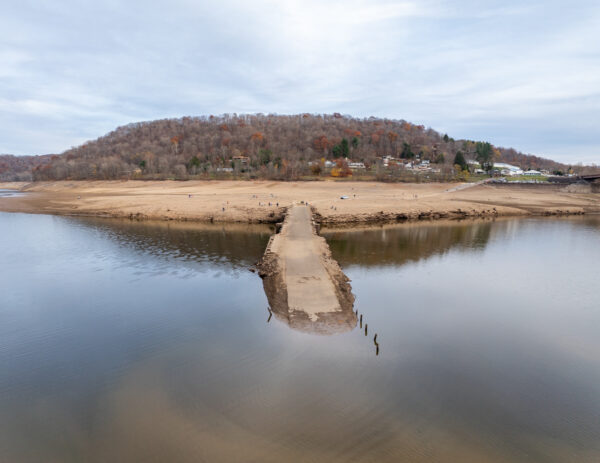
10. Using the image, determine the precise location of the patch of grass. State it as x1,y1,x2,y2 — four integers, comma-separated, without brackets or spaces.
505,175,549,182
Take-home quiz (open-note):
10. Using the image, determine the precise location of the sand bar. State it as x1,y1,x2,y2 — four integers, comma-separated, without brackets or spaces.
0,180,598,224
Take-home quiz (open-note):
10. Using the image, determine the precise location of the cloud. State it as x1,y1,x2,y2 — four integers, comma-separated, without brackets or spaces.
0,0,598,163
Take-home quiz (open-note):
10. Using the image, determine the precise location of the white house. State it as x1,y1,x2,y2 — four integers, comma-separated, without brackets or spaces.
348,162,366,170
494,163,524,176
382,155,398,167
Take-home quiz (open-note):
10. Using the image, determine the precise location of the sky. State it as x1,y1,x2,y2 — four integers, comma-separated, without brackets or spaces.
1,0,599,164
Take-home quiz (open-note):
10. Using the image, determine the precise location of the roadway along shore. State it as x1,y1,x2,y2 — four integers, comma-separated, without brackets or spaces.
0,180,599,224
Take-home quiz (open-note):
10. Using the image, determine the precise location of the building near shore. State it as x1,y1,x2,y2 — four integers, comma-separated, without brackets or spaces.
524,170,543,176
232,155,249,165
492,163,524,176
348,161,366,170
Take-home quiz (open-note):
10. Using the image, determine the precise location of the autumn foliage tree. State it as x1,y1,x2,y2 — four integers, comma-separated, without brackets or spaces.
330,158,352,177
170,136,180,154
313,135,331,153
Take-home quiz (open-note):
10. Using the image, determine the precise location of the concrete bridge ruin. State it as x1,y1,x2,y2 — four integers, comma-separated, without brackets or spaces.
258,204,356,335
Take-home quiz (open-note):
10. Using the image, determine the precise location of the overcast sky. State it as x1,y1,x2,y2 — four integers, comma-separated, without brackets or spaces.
1,0,599,163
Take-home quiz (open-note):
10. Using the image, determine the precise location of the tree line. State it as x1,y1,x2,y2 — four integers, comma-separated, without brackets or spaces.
1,113,594,182
0,154,52,181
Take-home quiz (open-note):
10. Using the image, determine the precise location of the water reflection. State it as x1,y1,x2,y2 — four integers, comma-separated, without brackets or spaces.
322,219,494,267
71,217,273,273
2,213,600,462
0,188,23,197
323,216,600,268
266,300,358,335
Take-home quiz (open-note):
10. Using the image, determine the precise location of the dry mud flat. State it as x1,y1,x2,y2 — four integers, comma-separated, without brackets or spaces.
0,180,598,225
258,204,355,335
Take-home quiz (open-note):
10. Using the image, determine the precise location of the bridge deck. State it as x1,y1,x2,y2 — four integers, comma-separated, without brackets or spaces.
258,204,356,334
273,205,341,319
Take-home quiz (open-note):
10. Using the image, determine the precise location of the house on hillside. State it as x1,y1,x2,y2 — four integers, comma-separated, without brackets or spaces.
232,155,249,165
381,155,400,167
348,161,366,170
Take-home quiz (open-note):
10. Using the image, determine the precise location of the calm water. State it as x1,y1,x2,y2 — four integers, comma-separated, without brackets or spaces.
0,189,23,198
1,212,599,462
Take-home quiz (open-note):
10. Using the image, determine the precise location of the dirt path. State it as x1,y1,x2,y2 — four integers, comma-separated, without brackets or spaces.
442,178,492,194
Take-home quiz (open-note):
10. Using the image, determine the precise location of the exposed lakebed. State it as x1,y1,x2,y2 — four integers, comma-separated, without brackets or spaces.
1,212,599,462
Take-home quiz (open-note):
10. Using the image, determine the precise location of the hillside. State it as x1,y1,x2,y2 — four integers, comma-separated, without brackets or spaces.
0,154,52,181
5,114,585,181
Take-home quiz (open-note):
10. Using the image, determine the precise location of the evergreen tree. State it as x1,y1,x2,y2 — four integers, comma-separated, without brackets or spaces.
401,143,414,159
332,144,342,158
341,138,349,157
259,148,272,165
453,151,468,171
476,142,494,172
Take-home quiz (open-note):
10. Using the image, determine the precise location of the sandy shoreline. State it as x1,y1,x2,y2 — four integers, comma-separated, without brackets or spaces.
0,180,599,225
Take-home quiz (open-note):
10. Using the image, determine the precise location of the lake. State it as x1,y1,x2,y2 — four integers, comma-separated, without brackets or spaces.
1,212,599,462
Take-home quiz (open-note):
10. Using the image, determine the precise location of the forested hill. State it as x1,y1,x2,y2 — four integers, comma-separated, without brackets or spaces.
0,154,51,181
2,114,581,181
